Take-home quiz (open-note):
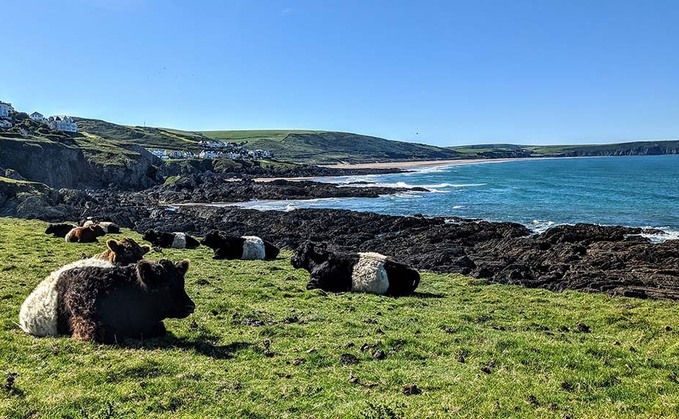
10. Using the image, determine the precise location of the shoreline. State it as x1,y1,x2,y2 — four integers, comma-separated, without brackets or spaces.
319,157,521,170
253,157,538,182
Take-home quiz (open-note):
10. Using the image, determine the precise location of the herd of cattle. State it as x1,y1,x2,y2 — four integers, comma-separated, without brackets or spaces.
19,219,421,343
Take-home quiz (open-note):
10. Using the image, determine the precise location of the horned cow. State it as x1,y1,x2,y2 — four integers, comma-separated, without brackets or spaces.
291,241,420,296
142,230,201,249
201,230,280,260
20,259,194,343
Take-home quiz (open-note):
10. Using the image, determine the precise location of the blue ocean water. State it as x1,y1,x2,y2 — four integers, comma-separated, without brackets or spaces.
234,155,679,237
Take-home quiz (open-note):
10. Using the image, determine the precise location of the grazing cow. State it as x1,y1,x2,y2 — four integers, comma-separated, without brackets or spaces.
201,230,280,260
45,223,77,238
19,259,194,343
142,230,201,249
19,239,151,338
291,241,420,296
65,225,107,243
95,238,151,265
83,220,121,234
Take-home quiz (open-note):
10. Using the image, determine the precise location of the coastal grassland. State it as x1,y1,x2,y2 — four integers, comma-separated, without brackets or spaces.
1,218,679,418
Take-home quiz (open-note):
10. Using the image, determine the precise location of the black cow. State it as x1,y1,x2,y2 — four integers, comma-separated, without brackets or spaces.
45,223,77,238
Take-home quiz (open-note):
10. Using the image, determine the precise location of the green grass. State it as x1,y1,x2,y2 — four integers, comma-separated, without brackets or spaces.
1,218,679,417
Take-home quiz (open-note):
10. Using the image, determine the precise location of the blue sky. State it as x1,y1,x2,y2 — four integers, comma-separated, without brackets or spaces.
2,0,678,146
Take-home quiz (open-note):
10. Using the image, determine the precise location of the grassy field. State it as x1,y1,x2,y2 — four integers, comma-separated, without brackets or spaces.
1,218,679,418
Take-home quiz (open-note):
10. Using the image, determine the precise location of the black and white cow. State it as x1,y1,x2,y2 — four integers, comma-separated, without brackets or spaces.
82,220,121,234
291,241,420,296
20,259,194,343
142,229,201,249
201,230,280,260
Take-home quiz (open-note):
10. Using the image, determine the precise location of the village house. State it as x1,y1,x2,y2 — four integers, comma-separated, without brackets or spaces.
30,112,46,122
0,120,13,130
0,101,13,118
47,115,78,132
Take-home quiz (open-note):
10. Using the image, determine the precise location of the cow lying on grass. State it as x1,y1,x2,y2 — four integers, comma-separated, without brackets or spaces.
201,230,280,260
95,238,151,265
19,237,151,339
45,223,77,238
142,230,201,249
65,225,106,243
19,259,194,343
82,220,121,234
291,241,420,296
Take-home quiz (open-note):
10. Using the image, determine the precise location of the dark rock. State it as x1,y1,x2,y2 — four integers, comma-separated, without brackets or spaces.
340,354,359,365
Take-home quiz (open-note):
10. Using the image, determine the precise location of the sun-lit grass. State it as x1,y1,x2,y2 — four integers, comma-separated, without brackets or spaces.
1,217,678,417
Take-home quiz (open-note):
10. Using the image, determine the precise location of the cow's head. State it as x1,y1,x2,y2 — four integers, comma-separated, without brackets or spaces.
135,259,195,319
141,229,158,243
103,238,151,265
291,241,329,270
89,225,106,237
200,230,224,249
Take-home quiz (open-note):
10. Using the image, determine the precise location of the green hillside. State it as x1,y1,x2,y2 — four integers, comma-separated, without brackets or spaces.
75,118,210,151
448,140,679,159
204,130,462,164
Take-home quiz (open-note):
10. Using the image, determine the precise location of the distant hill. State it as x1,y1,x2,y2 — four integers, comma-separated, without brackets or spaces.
203,130,462,164
448,140,679,159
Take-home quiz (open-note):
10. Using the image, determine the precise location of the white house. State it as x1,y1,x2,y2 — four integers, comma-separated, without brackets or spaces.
0,120,13,129
0,101,13,118
30,112,46,122
48,115,78,132
198,150,219,159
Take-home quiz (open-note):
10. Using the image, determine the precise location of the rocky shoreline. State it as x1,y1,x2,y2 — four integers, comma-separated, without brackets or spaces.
2,173,679,300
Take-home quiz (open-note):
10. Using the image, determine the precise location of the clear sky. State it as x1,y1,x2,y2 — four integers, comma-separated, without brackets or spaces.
2,0,678,146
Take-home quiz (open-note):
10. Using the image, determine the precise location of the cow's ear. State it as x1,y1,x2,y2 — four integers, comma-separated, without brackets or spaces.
176,260,190,275
135,261,156,288
107,239,120,252
141,245,152,255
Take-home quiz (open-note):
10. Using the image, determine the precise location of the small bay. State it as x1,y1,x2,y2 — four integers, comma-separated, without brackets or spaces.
234,155,679,237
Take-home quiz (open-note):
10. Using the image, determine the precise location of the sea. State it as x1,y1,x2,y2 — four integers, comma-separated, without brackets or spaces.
230,155,679,241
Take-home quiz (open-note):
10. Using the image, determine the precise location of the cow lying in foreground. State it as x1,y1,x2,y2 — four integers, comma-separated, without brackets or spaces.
19,259,194,343
45,223,77,238
201,230,280,260
142,230,201,249
65,225,106,243
19,238,151,339
291,241,420,296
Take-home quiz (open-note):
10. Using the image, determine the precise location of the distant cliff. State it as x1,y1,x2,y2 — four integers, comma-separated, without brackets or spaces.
0,138,162,190
447,140,679,159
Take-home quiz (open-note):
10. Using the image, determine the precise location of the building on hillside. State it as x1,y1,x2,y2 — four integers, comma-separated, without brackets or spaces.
0,101,13,118
198,150,219,159
0,120,13,130
30,112,46,122
47,115,78,132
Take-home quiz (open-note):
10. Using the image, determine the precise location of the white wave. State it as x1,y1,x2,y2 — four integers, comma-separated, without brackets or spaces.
337,181,485,190
452,205,464,209
530,220,557,234
638,227,679,244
